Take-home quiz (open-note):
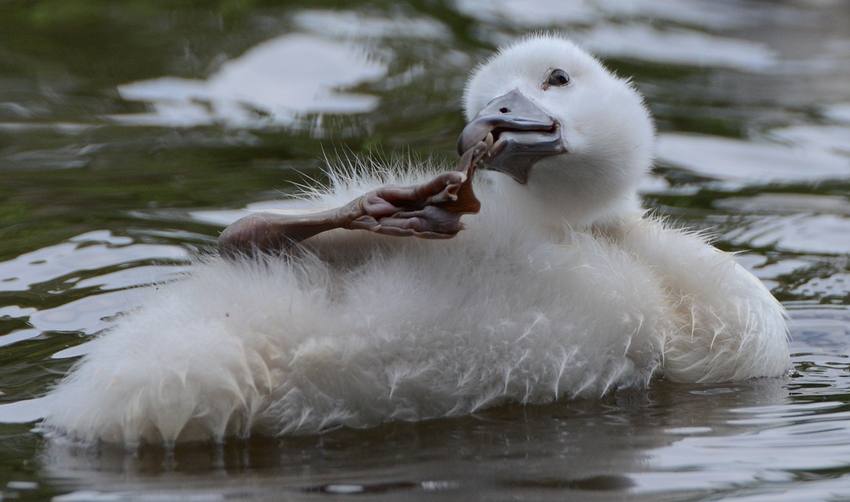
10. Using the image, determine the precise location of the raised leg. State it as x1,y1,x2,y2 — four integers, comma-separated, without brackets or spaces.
218,138,490,260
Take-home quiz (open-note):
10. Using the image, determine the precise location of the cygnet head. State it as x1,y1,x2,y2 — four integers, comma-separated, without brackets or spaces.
460,34,655,229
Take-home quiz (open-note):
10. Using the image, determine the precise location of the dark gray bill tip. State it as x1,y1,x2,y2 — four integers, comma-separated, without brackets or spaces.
457,89,557,155
457,89,566,184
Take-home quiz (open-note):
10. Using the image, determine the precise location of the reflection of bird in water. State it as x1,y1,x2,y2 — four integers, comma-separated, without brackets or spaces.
42,34,789,445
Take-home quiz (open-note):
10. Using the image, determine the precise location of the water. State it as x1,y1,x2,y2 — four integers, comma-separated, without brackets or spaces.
1,0,850,499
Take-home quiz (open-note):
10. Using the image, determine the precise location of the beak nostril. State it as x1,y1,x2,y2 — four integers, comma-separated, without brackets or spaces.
499,107,510,113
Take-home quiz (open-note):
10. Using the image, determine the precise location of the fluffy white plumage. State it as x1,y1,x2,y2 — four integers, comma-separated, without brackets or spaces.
42,34,789,444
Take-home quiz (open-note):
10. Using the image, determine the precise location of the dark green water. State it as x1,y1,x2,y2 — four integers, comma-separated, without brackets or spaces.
2,0,850,500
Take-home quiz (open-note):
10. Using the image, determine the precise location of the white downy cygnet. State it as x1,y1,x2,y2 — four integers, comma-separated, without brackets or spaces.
42,34,789,444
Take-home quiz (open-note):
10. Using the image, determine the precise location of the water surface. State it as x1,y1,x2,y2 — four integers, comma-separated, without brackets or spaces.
2,0,850,500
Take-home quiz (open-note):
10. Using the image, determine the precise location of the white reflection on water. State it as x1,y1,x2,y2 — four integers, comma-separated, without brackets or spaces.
293,10,450,40
111,34,387,128
454,0,599,26
795,274,850,299
0,230,188,293
726,214,850,255
454,0,754,29
0,396,53,424
770,124,850,156
456,0,777,70
715,194,850,216
825,103,850,123
656,132,850,185
580,23,777,71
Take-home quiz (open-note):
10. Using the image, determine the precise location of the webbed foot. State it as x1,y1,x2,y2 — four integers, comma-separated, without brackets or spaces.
218,135,491,258
342,135,489,239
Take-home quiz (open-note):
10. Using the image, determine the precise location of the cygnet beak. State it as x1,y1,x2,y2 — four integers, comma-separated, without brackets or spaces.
457,89,566,184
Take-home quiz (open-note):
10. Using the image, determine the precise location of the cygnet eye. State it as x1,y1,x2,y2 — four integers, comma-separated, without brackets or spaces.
547,69,570,87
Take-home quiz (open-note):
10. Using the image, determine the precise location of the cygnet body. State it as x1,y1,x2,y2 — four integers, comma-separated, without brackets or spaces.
42,34,789,444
